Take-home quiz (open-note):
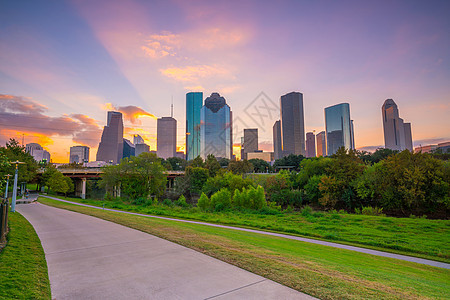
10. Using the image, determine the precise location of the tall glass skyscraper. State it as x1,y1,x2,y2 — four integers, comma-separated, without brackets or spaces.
382,99,413,151
273,120,282,160
201,92,232,159
186,92,203,160
157,117,177,159
324,103,354,155
96,111,123,164
280,92,305,156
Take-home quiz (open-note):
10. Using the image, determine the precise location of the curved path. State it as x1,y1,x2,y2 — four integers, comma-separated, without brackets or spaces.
40,195,449,269
18,202,312,299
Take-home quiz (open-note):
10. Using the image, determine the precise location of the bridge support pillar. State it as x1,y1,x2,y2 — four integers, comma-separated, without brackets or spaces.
81,178,86,199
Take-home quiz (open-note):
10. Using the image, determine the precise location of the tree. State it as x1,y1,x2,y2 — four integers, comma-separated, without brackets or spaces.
228,160,253,174
188,156,205,168
218,157,230,168
185,166,209,195
210,188,231,211
100,153,167,200
205,154,221,177
165,157,187,171
197,192,210,211
0,153,10,193
47,171,69,195
248,159,270,173
274,154,305,171
0,138,38,184
64,177,74,197
40,165,59,192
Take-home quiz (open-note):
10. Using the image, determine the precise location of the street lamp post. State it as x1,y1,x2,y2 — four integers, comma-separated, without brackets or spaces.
4,174,11,201
10,161,25,212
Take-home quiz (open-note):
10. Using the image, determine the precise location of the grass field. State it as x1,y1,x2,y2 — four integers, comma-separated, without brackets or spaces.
0,211,51,299
38,197,450,299
45,195,450,263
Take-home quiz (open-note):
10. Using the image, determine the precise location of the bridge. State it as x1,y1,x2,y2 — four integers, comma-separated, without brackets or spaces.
37,168,185,199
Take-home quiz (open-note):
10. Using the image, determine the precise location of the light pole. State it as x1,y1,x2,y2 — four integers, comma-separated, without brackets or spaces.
4,174,11,201
10,161,25,212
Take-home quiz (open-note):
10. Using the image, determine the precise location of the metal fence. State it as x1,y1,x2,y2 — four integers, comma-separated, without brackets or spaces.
0,200,8,244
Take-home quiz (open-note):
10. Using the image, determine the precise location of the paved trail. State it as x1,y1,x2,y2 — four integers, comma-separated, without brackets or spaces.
18,203,312,300
40,195,449,269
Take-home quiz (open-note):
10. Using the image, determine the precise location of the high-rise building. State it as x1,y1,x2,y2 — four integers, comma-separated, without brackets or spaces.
96,111,124,164
280,92,305,157
325,103,355,156
242,128,258,160
382,99,413,151
123,139,135,159
273,120,282,160
70,146,90,163
133,134,145,145
26,143,51,163
135,143,150,157
316,131,326,157
157,117,177,159
305,132,316,158
201,92,232,159
186,92,203,160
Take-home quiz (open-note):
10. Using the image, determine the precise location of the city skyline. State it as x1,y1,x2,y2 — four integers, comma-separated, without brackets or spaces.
1,1,449,162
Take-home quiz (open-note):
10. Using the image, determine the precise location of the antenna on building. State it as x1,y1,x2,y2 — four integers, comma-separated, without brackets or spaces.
171,95,174,118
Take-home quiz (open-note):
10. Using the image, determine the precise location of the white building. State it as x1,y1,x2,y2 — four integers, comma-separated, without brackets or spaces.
70,146,90,163
382,99,413,151
26,143,51,163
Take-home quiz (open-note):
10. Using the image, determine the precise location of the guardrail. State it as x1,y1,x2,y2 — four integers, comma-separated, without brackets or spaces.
0,199,9,244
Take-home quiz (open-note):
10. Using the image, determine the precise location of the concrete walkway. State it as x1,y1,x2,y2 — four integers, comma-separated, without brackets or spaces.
17,203,313,299
40,196,450,269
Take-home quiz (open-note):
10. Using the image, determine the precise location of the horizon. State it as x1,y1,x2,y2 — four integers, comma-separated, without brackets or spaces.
1,0,449,162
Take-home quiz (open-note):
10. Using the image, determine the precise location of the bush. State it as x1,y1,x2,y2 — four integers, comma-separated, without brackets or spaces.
162,199,174,207
210,188,231,211
197,193,210,211
301,205,313,216
361,206,385,216
175,195,189,208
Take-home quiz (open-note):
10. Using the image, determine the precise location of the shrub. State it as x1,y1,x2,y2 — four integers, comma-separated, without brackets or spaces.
301,205,313,216
162,198,173,207
210,188,231,211
361,206,384,216
232,189,243,208
197,192,210,211
175,195,189,208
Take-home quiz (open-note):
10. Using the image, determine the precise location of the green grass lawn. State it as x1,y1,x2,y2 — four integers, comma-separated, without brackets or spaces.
38,197,450,299
44,195,450,263
0,211,51,299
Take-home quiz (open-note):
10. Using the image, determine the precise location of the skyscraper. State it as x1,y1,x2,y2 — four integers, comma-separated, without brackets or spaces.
242,128,258,160
122,139,135,159
157,117,177,159
382,99,413,151
201,92,232,159
186,92,203,160
96,111,123,164
316,131,326,157
280,92,305,156
133,134,145,145
70,146,90,163
325,103,354,156
273,120,282,160
26,143,51,163
305,132,316,158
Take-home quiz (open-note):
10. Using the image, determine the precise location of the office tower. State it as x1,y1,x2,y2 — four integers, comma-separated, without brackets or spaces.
96,111,124,164
135,143,150,157
325,103,354,156
242,128,258,160
133,134,145,145
201,92,232,159
280,92,305,157
25,143,51,163
382,99,413,151
70,146,90,163
247,151,274,162
273,120,282,160
122,139,135,159
186,92,203,160
316,131,326,157
157,117,177,159
305,132,316,158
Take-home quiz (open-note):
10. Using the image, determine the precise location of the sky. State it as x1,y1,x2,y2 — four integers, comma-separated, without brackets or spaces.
1,0,449,162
